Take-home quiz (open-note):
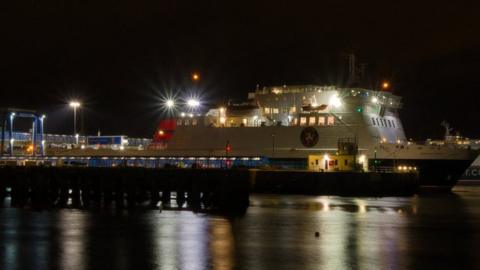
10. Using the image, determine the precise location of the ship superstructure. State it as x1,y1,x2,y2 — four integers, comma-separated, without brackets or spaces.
152,85,479,188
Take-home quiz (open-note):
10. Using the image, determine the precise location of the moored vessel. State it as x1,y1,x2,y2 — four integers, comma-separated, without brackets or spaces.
151,85,479,190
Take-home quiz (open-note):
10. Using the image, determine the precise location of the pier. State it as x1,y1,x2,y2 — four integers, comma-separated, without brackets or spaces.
0,166,250,212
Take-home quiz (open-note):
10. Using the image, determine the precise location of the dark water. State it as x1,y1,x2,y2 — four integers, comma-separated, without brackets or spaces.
1,187,480,270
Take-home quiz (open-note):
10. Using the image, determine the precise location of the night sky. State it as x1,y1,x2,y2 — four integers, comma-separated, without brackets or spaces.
1,1,479,139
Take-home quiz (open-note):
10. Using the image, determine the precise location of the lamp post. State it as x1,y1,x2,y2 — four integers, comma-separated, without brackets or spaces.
69,101,81,137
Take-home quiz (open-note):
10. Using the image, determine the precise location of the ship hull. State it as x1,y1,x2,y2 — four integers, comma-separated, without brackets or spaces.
373,158,473,190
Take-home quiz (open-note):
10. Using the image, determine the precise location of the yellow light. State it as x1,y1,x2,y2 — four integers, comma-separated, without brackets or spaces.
382,82,390,89
158,130,164,135
220,117,226,124
219,107,225,113
398,166,403,171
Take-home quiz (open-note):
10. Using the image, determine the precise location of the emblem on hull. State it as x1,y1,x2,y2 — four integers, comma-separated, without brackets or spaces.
300,127,319,147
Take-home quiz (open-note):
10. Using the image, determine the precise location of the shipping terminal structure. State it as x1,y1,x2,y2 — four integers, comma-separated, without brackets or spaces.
151,85,479,189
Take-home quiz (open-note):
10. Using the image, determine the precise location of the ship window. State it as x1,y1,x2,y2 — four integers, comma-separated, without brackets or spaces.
293,118,298,125
272,108,279,114
327,116,335,125
184,120,190,126
376,118,380,126
344,159,348,166
290,106,296,113
192,119,197,126
300,117,307,126
308,116,316,126
318,116,325,126
392,120,396,128
371,118,375,126
242,118,247,125
264,107,271,114
387,120,392,127
177,120,182,126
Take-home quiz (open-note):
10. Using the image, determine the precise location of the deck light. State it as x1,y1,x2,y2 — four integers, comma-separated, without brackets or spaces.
187,98,200,108
165,99,175,108
329,95,342,108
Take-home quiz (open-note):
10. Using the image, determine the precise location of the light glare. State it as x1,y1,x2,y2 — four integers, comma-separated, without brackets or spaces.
329,95,342,108
165,99,175,108
69,101,81,108
187,98,200,108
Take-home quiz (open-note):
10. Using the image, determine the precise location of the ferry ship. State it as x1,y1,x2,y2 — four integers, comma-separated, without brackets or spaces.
151,85,479,189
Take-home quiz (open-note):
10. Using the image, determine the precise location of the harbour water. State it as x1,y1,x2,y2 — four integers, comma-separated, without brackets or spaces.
1,186,479,270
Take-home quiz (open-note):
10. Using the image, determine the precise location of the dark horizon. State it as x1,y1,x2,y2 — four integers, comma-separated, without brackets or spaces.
1,1,479,139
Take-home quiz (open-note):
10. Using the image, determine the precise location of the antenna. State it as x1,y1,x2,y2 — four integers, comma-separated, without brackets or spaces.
440,121,453,140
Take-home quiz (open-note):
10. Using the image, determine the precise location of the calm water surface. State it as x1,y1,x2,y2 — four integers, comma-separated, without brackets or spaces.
1,186,480,270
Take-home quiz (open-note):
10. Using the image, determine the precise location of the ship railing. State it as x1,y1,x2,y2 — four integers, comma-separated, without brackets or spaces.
369,166,395,173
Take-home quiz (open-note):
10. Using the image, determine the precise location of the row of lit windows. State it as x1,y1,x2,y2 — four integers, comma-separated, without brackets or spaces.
294,116,335,126
264,107,296,114
371,117,396,128
177,119,198,126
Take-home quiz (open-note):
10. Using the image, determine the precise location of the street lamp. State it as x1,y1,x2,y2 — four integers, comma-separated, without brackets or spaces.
69,101,81,137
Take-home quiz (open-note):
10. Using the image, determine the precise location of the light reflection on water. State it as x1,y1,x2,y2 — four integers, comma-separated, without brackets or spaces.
1,187,480,270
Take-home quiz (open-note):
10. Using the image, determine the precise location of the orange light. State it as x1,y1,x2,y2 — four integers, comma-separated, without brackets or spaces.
158,130,165,136
27,145,34,152
382,81,390,89
192,73,200,81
